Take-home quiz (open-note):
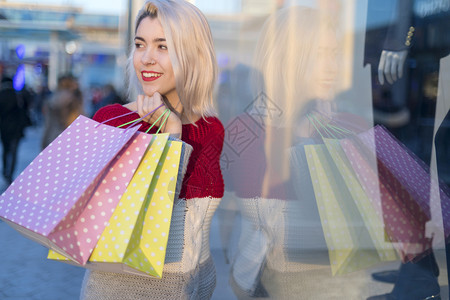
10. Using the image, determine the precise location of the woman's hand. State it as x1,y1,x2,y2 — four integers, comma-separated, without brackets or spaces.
125,92,182,137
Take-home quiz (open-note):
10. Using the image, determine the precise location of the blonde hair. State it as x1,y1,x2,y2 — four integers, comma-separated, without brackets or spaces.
127,0,218,122
251,7,338,196
251,6,323,125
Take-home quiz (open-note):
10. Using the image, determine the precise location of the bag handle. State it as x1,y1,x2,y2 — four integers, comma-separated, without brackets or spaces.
95,103,171,134
145,109,171,134
96,104,164,129
307,112,356,140
307,113,337,139
117,108,171,134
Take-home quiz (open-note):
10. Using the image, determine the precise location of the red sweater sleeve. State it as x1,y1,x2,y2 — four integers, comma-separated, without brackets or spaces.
180,117,225,199
92,104,224,199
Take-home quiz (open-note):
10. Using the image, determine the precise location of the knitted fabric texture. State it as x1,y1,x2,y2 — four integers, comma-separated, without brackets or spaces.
92,104,224,200
225,140,338,299
81,198,221,300
222,114,296,200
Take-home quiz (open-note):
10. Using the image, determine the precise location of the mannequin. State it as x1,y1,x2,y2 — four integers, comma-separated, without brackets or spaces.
378,50,408,85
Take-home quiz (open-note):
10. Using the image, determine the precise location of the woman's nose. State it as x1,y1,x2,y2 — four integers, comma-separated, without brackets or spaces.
141,48,156,65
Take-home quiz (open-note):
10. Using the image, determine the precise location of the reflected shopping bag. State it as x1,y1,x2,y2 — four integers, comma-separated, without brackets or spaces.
49,135,191,278
323,138,398,259
340,125,450,260
0,115,140,264
305,143,396,276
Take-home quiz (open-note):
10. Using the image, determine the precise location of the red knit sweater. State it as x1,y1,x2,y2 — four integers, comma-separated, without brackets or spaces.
92,104,224,200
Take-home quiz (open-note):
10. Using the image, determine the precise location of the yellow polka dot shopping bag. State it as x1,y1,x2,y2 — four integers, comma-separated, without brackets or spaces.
48,133,191,279
0,115,146,265
305,143,392,276
303,114,398,276
303,113,450,275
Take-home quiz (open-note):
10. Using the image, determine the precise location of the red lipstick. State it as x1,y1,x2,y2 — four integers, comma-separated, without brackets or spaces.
141,71,162,82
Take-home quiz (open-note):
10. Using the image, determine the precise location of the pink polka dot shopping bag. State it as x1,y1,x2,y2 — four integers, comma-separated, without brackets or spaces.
0,115,146,265
341,125,450,262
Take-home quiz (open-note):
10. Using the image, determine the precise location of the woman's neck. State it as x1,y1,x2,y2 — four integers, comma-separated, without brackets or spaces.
165,95,202,125
165,94,182,114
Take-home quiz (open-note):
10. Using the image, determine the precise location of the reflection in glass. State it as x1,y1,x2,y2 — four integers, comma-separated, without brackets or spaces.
215,1,450,299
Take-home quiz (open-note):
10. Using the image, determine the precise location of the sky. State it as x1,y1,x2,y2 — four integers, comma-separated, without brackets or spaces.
4,0,397,25
3,0,243,15
5,0,126,15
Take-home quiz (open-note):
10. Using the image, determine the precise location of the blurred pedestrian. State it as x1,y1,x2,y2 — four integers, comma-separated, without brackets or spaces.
0,76,32,184
89,85,103,117
41,74,84,149
91,83,125,115
32,81,51,126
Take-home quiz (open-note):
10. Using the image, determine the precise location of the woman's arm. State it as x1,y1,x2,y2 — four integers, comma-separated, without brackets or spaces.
181,118,225,199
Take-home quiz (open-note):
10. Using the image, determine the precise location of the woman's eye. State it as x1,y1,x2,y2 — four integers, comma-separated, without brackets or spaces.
135,43,143,49
159,44,168,50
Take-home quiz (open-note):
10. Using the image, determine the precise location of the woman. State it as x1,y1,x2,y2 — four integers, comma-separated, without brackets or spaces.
41,74,84,149
80,1,224,299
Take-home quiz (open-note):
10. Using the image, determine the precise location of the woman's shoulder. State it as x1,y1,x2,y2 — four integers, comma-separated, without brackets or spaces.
180,116,224,147
202,116,224,131
184,116,224,135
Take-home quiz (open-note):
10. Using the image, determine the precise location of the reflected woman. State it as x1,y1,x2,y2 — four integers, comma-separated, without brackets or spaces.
220,5,370,299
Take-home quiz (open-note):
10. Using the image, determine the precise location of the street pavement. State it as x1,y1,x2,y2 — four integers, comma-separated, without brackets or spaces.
0,125,235,300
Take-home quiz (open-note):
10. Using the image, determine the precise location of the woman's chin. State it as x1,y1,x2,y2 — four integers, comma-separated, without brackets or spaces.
315,88,336,102
142,89,158,97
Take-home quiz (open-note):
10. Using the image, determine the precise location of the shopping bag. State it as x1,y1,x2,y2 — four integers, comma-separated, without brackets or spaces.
305,143,394,275
50,131,153,264
0,115,139,264
302,115,398,275
323,138,398,260
122,138,184,277
341,125,450,260
49,136,190,278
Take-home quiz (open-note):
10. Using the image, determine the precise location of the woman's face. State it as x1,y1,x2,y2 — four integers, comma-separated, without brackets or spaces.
133,17,178,103
309,28,339,101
